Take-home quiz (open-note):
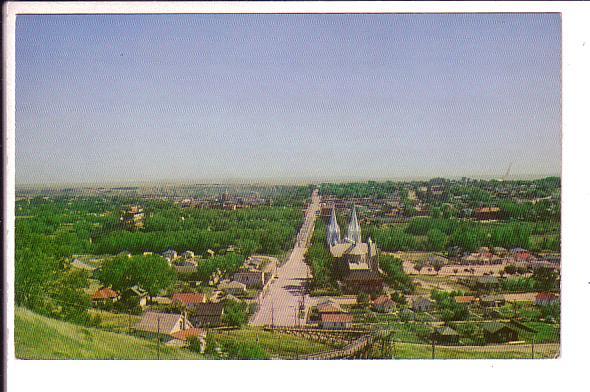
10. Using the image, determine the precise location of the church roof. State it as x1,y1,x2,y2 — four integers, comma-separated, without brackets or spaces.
346,205,362,243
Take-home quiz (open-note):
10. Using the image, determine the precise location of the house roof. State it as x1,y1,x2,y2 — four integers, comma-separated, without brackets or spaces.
92,287,119,300
481,294,505,302
481,322,516,334
454,296,477,304
191,303,224,316
320,313,354,323
135,312,191,335
317,300,344,313
536,292,558,301
372,295,394,306
170,327,206,341
172,293,206,305
435,326,459,336
343,270,382,282
218,280,247,290
127,285,148,297
413,297,433,306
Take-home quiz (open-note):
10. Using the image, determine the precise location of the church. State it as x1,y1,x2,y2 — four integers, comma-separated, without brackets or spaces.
326,205,384,294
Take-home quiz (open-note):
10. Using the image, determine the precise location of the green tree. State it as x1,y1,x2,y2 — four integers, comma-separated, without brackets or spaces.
222,300,249,327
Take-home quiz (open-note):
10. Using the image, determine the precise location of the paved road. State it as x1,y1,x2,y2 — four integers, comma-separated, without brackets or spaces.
250,190,320,327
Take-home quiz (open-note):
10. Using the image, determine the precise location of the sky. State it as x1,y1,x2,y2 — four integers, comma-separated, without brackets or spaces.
15,13,561,185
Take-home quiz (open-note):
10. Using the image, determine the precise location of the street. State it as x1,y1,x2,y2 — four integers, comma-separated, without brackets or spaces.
250,190,320,327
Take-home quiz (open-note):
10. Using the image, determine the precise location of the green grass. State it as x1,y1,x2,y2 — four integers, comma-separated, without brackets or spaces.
15,307,202,360
522,322,560,343
213,327,336,358
88,309,142,333
390,342,559,359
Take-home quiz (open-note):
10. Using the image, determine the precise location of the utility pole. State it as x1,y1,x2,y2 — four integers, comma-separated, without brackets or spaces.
531,336,535,359
431,340,435,359
157,316,161,360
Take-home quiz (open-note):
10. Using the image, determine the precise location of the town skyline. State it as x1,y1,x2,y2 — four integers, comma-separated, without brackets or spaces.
16,13,560,185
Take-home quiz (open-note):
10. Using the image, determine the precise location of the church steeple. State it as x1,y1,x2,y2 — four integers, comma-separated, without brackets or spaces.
326,206,341,246
346,205,362,244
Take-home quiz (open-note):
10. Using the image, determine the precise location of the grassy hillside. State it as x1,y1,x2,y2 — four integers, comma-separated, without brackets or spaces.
14,307,202,360
214,327,337,358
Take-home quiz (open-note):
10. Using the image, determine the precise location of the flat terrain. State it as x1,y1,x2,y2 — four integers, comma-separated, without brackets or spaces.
14,307,202,360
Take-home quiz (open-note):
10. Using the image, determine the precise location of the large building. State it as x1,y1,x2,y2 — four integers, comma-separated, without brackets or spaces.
326,206,383,294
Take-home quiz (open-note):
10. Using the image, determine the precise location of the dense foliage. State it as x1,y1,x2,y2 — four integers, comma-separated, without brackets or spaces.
379,255,414,293
15,195,305,322
367,218,559,252
305,221,337,289
96,254,176,298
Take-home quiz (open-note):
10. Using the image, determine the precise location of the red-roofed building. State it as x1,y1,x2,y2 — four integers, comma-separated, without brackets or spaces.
371,295,395,313
454,295,477,305
320,313,353,330
92,287,119,304
168,327,207,349
535,292,559,306
172,293,207,309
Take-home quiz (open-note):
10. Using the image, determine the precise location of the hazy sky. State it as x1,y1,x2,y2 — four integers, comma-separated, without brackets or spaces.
16,13,561,185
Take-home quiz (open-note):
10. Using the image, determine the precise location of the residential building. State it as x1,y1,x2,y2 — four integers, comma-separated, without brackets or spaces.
535,292,559,306
134,311,193,340
190,303,225,327
412,296,434,312
172,293,207,309
371,295,395,313
320,313,353,330
482,323,519,343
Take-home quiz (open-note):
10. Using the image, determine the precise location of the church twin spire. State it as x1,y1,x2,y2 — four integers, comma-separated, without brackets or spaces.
327,205,362,246
326,206,341,246
346,205,362,244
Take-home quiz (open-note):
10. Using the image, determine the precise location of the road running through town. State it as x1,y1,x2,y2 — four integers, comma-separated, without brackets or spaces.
250,189,320,327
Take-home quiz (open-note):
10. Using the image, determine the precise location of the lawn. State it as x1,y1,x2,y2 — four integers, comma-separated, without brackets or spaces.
88,308,142,333
390,342,559,359
14,307,202,360
213,327,336,358
522,322,560,343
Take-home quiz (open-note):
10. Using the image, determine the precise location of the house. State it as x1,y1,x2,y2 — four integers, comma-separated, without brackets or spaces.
233,271,266,289
480,294,506,308
454,295,477,305
124,285,148,307
474,207,502,221
482,322,519,343
233,255,278,289
91,287,119,304
218,280,247,296
181,250,195,259
535,292,559,306
371,295,395,313
341,270,384,295
172,293,206,309
162,249,178,262
167,328,207,349
431,326,460,345
320,313,354,330
134,311,193,340
316,299,344,314
190,303,225,327
412,296,434,312
173,260,199,275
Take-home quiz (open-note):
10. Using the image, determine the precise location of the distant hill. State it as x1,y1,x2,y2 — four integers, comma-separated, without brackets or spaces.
14,307,202,360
